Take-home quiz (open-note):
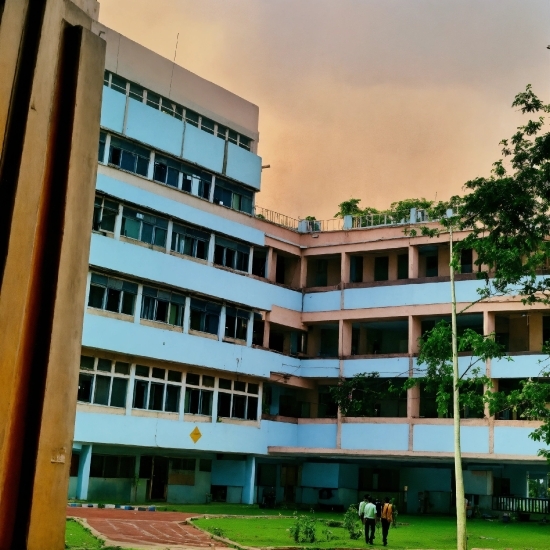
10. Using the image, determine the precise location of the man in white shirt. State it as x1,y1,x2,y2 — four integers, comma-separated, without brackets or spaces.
358,494,377,544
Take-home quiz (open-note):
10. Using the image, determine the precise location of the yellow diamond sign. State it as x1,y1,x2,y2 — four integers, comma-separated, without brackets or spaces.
190,426,202,443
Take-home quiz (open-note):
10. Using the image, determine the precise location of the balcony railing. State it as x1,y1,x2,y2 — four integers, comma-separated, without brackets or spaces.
492,496,549,514
254,206,435,233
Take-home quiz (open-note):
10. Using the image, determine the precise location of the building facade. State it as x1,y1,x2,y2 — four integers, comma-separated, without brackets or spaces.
70,22,550,514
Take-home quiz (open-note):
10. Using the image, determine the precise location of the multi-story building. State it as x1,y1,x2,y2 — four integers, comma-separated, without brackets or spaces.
70,22,549,514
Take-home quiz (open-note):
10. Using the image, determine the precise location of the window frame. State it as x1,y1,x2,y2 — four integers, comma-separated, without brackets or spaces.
87,273,137,316
132,365,182,413
77,356,130,408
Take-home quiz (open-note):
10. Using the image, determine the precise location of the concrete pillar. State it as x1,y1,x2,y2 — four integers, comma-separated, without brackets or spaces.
246,311,254,347
134,285,143,324
147,150,155,180
207,234,216,265
299,256,308,288
165,220,173,253
263,318,270,349
242,455,256,504
407,386,420,419
126,364,136,415
248,247,254,274
408,315,422,355
218,305,226,342
388,252,398,281
483,310,495,336
339,319,352,357
529,313,543,352
211,387,219,423
113,203,124,240
102,133,111,165
408,245,419,279
183,296,191,334
341,252,350,284
267,248,277,282
438,244,450,277
76,445,93,500
131,455,141,503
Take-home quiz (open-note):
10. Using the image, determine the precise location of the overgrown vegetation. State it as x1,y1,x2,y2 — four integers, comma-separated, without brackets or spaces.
343,504,363,540
289,511,317,543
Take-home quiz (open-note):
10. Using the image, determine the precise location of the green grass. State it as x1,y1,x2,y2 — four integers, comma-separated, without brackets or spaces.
193,514,550,549
160,502,344,517
65,518,104,549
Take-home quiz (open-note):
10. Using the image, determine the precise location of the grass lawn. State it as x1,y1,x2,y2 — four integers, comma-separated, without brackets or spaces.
65,518,139,550
193,514,550,549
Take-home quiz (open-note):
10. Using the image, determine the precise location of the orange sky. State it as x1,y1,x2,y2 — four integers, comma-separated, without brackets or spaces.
98,0,550,220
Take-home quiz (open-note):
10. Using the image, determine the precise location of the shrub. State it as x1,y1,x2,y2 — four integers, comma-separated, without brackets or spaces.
210,526,225,537
343,504,363,540
289,511,317,543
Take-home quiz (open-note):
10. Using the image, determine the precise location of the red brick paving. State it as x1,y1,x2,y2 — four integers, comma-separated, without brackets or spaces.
67,507,226,548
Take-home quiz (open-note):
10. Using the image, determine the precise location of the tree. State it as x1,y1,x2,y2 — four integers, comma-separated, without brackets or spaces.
334,198,379,218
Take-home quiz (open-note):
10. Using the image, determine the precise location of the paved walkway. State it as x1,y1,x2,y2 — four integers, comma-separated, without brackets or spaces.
67,507,226,549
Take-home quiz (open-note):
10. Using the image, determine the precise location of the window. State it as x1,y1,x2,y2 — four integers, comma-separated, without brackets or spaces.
110,74,126,94
103,70,110,87
397,253,408,279
93,196,119,233
225,308,249,341
132,365,182,412
425,254,438,277
129,82,144,102
141,287,186,327
98,131,106,162
146,90,160,109
185,109,199,127
77,355,130,408
121,207,168,247
153,154,184,188
171,223,209,260
213,179,253,214
184,373,214,416
90,455,135,478
251,248,267,278
350,256,363,283
160,98,183,120
217,124,227,139
177,165,212,198
374,256,389,281
88,273,137,315
290,331,308,355
189,298,221,335
228,129,238,145
217,379,259,420
460,248,473,274
214,237,250,272
200,117,215,135
108,136,149,177
238,135,251,151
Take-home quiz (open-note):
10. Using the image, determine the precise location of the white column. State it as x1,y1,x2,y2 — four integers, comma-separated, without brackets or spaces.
246,311,254,347
147,151,155,180
211,383,219,424
208,175,215,202
177,171,184,191
126,364,136,415
191,176,200,196
248,247,254,274
131,454,141,503
207,234,216,265
102,133,111,165
113,204,123,240
183,297,191,334
218,305,226,342
134,285,143,324
242,455,256,504
166,220,173,253
76,444,93,500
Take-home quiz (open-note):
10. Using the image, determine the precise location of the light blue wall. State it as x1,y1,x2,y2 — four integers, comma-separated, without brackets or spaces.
338,464,359,490
493,427,546,456
302,463,339,488
125,98,184,156
344,357,409,378
89,235,301,312
167,471,211,504
225,142,262,190
297,423,337,449
413,425,489,454
100,86,125,134
401,467,451,514
212,460,245,486
83,314,300,378
341,423,409,451
299,359,340,378
96,174,265,246
492,355,546,379
74,413,298,455
182,123,225,173
303,291,340,313
88,478,133,502
412,356,485,378
68,477,77,499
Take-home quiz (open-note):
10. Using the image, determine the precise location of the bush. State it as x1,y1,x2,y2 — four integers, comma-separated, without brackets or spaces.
210,526,225,537
289,511,317,543
343,504,363,540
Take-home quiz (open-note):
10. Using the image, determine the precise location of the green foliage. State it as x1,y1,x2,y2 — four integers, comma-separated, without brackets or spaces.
210,526,226,537
343,504,363,540
289,511,317,543
305,215,317,221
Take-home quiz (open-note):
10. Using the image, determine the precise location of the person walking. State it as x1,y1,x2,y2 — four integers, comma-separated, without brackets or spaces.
363,496,377,545
381,497,394,547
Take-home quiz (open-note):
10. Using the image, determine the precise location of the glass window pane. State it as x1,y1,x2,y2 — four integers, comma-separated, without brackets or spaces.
90,455,104,477
236,317,248,340
201,117,215,134
186,373,200,386
97,358,112,372
168,303,182,326
110,378,128,408
80,355,95,370
77,374,93,402
200,390,213,415
219,378,232,390
88,285,105,308
165,385,180,412
115,361,130,375
152,367,165,380
248,383,259,395
155,300,168,322
166,167,179,187
121,292,135,315
122,217,140,240
103,456,118,478
109,146,121,166
120,150,136,172
149,383,164,410
136,156,149,177
147,91,160,108
141,223,154,244
185,388,199,414
105,288,121,312
168,370,182,382
129,83,144,101
196,239,207,260
190,310,202,331
232,394,246,418
133,380,148,409
186,110,199,126
135,365,149,377
93,376,111,406
119,456,135,477
154,228,167,247
247,396,258,420
234,381,246,392
198,180,210,199
153,162,167,183
100,210,117,232
111,74,127,94
202,375,215,388
217,392,231,417
225,314,236,339
205,313,219,335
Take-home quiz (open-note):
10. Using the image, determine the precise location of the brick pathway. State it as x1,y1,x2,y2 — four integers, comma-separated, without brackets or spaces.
67,507,226,549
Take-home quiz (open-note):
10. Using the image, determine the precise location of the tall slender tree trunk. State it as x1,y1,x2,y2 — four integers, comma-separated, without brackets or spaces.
449,227,467,550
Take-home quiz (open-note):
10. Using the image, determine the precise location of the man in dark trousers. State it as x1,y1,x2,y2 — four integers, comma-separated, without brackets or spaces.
362,495,377,544
381,497,394,547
